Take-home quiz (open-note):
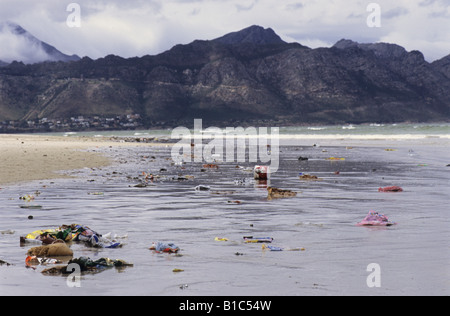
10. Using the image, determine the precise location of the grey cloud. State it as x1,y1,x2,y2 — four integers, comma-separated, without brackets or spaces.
383,7,410,19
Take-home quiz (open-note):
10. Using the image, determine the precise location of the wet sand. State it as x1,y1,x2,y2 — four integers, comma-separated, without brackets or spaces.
0,133,449,296
0,134,167,186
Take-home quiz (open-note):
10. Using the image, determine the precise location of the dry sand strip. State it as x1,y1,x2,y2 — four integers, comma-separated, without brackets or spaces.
0,134,170,186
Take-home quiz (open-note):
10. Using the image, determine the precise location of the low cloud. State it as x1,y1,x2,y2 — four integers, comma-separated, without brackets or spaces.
0,22,53,64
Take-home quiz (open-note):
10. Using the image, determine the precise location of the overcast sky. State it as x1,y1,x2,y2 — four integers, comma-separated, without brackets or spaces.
1,0,449,62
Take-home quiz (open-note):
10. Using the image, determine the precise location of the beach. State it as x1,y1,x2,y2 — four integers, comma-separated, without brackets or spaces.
0,126,449,296
0,134,169,186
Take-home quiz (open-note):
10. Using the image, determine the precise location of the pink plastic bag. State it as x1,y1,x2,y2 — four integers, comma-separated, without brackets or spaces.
357,211,396,226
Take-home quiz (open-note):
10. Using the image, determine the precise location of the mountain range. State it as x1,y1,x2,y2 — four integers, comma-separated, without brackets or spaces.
0,24,449,130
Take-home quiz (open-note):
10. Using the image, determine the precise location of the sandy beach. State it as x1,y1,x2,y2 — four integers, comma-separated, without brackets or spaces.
0,134,166,186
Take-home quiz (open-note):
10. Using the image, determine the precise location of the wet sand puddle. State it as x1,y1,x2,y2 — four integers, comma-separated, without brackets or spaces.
0,142,449,295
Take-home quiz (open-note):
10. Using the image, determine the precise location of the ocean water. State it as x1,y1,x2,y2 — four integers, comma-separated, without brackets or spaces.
1,123,449,296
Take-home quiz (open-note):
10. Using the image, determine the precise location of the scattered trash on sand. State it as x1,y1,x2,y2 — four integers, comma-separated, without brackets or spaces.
326,157,345,161
21,224,123,248
254,166,270,180
0,259,12,266
214,237,229,242
298,156,309,161
26,256,62,268
243,236,273,243
19,194,35,202
1,230,15,235
172,175,194,181
149,242,180,253
299,173,319,181
211,190,235,195
357,211,396,227
173,268,184,273
236,166,253,172
267,187,297,199
378,186,403,192
202,164,219,169
134,182,149,188
20,205,43,209
262,244,305,252
41,256,133,275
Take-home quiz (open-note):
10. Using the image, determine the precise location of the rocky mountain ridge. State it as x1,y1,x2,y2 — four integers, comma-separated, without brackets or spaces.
0,25,449,130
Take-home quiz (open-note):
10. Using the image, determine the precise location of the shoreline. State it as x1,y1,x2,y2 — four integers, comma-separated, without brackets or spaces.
0,134,171,186
1,131,448,186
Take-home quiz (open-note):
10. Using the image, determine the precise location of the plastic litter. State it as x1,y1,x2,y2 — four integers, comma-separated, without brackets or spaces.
378,186,403,192
21,224,123,248
262,244,306,252
357,211,396,227
262,245,283,251
70,256,133,271
19,194,35,202
243,236,273,243
41,256,133,275
326,157,345,161
26,256,62,268
214,237,229,242
149,242,180,253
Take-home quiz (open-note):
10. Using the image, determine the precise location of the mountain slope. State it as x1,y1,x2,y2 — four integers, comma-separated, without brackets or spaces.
0,25,449,127
431,54,450,79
